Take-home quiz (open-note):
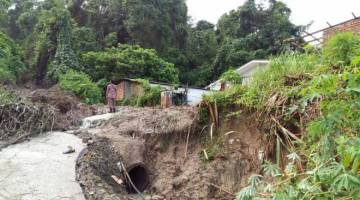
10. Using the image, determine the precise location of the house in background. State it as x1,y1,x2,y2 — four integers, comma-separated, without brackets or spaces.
116,59,269,107
205,60,269,91
115,78,210,107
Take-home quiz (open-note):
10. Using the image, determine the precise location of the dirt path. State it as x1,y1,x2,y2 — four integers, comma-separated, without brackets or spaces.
0,132,86,200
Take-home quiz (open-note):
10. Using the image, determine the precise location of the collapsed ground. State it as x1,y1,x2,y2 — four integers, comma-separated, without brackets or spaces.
76,106,266,200
0,84,268,199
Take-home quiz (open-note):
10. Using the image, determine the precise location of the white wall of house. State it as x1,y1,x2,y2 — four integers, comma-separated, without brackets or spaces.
186,88,211,106
205,60,269,91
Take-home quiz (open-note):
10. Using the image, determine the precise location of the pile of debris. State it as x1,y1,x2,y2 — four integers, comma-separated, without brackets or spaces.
28,86,98,130
0,102,56,148
0,85,100,149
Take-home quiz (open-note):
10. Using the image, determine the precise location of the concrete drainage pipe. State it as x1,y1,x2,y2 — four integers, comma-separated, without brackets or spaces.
114,136,149,193
125,163,149,193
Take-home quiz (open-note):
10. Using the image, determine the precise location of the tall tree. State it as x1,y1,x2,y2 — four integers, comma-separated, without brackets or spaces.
184,20,218,86
48,8,79,81
124,0,188,53
0,0,10,21
213,0,303,79
0,0,38,41
70,0,130,44
34,0,76,84
0,31,25,83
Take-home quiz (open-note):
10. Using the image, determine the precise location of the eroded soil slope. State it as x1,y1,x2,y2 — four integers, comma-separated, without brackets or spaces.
76,107,265,200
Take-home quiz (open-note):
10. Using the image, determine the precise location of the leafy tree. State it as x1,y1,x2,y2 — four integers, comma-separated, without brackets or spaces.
0,0,304,88
0,31,25,83
0,0,10,21
183,20,218,86
48,8,79,81
33,0,66,84
32,0,80,84
82,44,179,83
1,0,38,41
72,27,100,53
70,0,130,43
124,0,188,53
213,0,303,78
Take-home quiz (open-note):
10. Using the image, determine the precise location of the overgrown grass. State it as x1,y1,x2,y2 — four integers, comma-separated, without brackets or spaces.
204,32,360,200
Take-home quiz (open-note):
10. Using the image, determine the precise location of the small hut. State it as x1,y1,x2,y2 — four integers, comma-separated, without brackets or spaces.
116,79,144,100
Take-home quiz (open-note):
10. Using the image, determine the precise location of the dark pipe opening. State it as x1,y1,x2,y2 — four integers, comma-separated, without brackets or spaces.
126,165,149,193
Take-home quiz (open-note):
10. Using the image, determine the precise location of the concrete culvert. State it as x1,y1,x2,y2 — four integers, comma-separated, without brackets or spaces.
126,164,149,193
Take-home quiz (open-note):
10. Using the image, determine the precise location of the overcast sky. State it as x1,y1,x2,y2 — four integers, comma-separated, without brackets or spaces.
187,0,360,32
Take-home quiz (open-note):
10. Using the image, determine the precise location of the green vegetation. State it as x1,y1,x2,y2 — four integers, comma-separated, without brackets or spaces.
0,86,16,104
135,79,162,107
212,0,303,81
82,45,179,83
0,0,301,88
0,32,25,83
48,8,79,81
204,32,360,200
323,32,360,66
220,69,243,85
0,0,359,198
59,70,102,104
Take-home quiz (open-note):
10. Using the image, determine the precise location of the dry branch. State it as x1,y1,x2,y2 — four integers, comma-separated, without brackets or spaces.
0,103,56,144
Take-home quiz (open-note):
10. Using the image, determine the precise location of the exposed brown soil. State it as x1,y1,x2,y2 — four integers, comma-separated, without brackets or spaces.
76,107,265,200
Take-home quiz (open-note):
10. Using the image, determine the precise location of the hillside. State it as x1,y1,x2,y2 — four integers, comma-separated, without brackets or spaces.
203,32,360,199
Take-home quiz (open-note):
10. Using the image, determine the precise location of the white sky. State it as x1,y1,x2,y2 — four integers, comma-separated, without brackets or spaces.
187,0,360,32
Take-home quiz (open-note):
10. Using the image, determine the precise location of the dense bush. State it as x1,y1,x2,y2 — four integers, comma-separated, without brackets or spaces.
59,70,102,104
0,32,25,83
323,32,360,66
82,44,179,83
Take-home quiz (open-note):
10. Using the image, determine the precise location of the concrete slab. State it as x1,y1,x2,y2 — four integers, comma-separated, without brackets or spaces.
0,132,85,200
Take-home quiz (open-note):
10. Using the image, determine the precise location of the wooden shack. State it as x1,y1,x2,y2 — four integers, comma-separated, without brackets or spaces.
116,79,144,100
161,90,173,108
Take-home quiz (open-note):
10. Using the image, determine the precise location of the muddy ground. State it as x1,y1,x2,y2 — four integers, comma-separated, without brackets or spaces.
76,107,265,200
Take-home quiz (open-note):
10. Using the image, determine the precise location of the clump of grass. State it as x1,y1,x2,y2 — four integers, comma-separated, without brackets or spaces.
0,87,16,105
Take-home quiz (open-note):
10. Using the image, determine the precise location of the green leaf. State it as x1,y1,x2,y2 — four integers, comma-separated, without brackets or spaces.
248,175,263,187
236,186,256,200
